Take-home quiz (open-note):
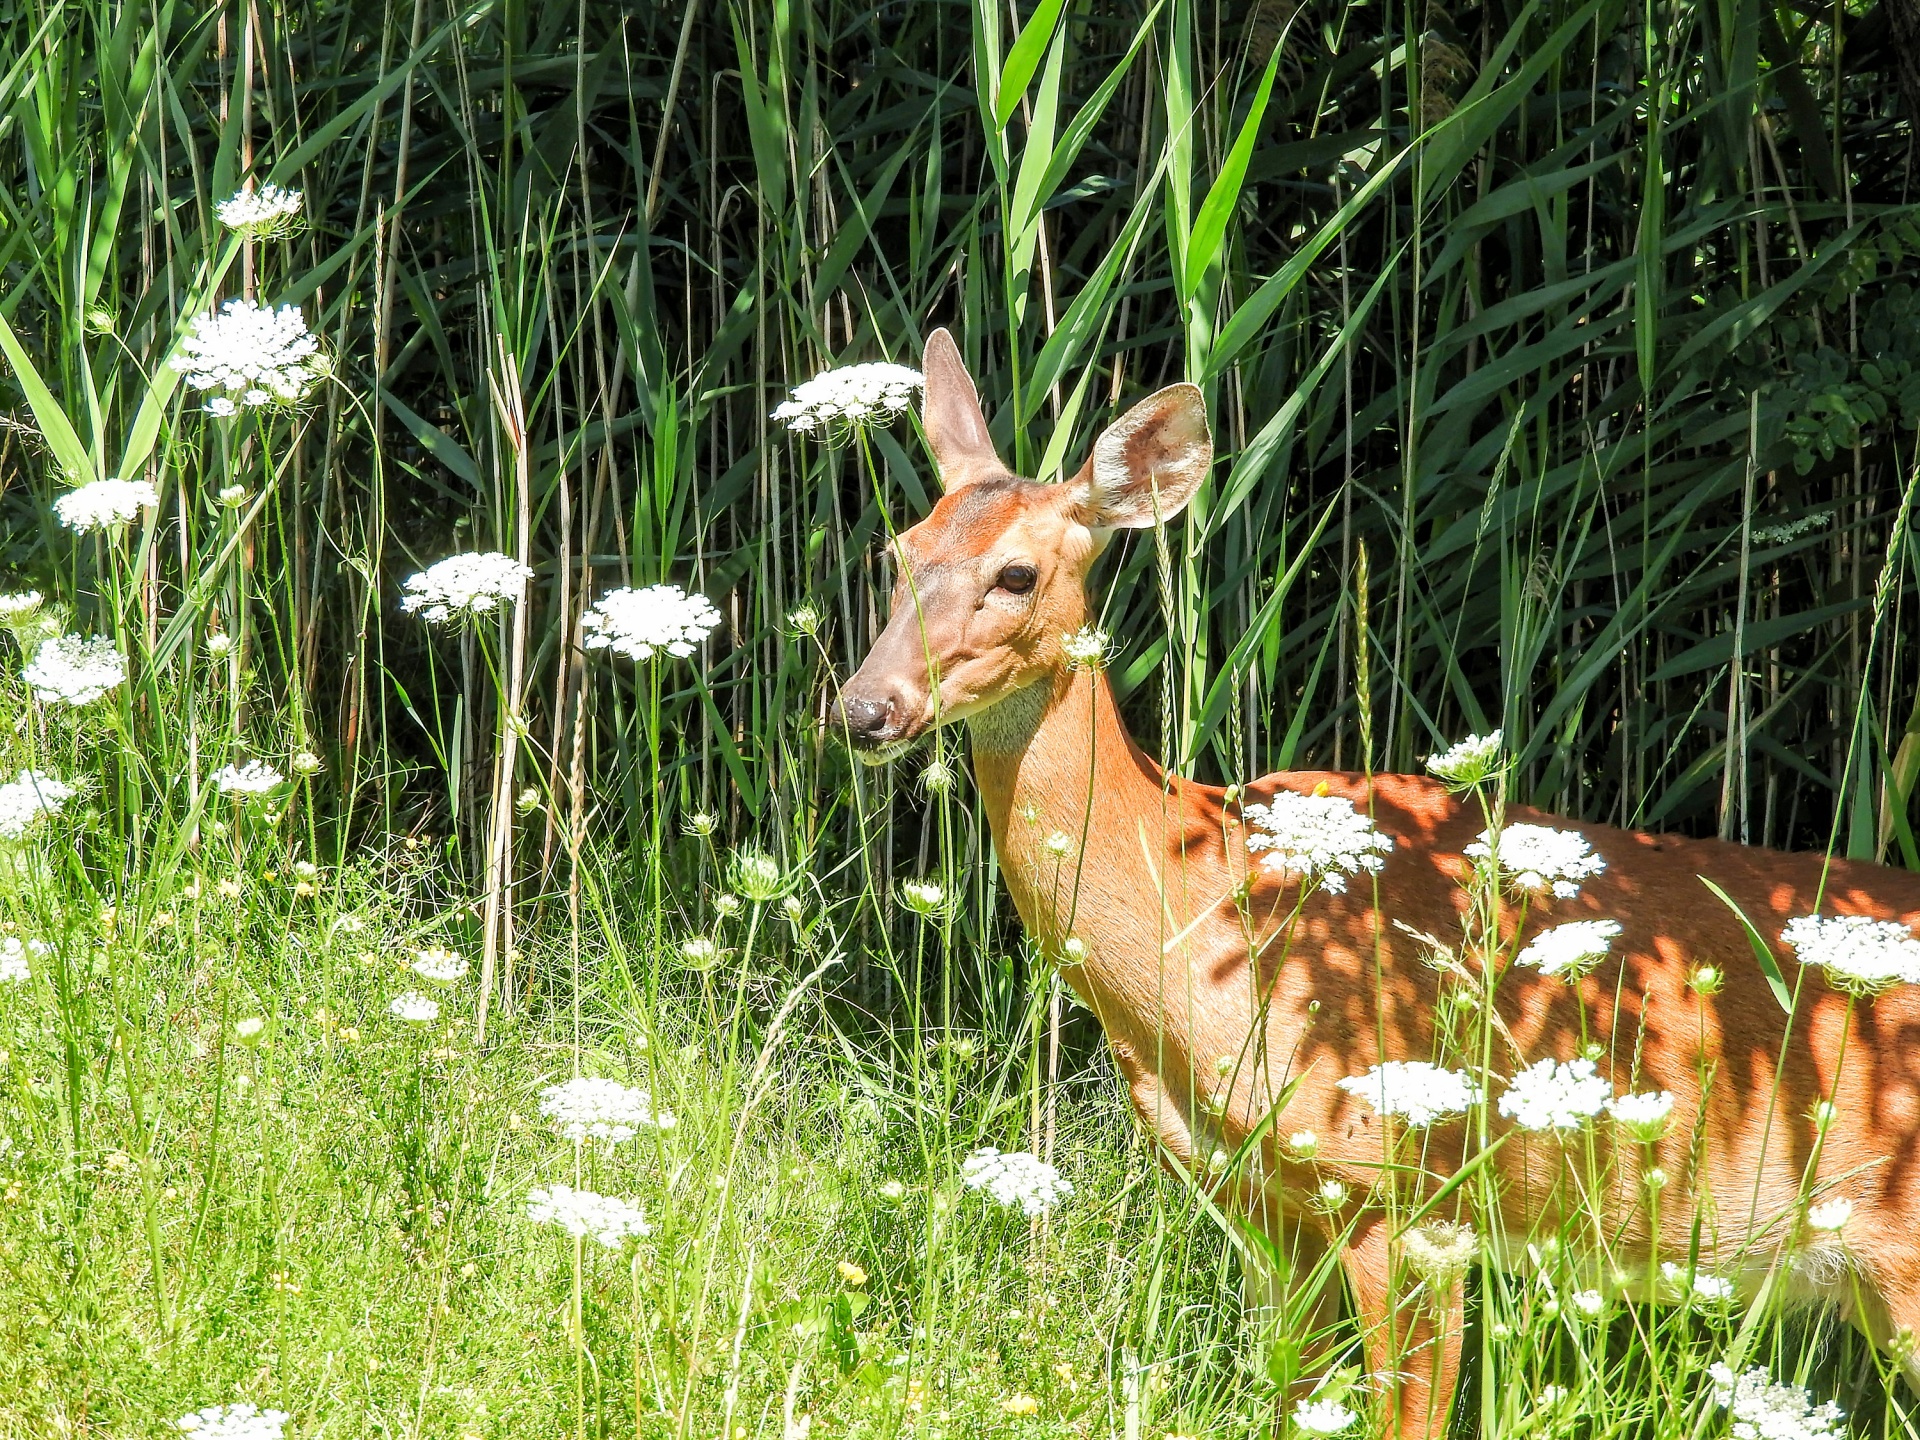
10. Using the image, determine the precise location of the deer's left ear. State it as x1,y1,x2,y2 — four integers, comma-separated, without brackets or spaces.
1070,383,1212,530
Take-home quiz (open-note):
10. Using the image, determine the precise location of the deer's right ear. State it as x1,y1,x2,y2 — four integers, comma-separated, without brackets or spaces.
1071,383,1212,531
922,328,1007,491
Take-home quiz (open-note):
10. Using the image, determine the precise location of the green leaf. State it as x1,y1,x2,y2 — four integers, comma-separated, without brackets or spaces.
1699,876,1793,1015
994,0,1068,129
0,307,94,482
1182,43,1282,301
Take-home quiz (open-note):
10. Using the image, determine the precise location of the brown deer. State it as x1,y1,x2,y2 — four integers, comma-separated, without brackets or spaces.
838,329,1920,1436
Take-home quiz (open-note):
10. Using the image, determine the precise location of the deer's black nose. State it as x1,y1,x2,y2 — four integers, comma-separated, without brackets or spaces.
840,695,892,739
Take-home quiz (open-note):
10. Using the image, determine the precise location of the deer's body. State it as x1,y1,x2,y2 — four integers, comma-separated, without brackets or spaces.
841,331,1920,1435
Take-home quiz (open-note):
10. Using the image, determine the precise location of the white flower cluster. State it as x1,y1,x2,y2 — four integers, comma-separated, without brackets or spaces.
539,1076,676,1143
216,184,304,234
170,299,323,414
0,936,47,983
773,362,923,435
960,1147,1073,1216
54,478,160,532
176,1403,291,1440
1425,730,1503,785
1498,1057,1613,1131
1466,822,1605,899
411,947,469,982
23,634,126,705
1752,515,1826,546
389,991,439,1023
213,761,287,797
0,590,41,616
1780,914,1920,993
1807,1198,1852,1233
0,770,74,840
1335,1061,1481,1127
527,1183,653,1248
1242,790,1394,894
1709,1362,1844,1440
1292,1397,1359,1435
899,879,945,916
399,552,534,623
580,584,721,661
1514,919,1623,979
1061,625,1112,670
1608,1089,1675,1141
1665,1262,1737,1303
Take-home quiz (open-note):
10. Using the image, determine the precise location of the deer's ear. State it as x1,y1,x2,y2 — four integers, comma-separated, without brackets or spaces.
1072,383,1212,530
922,328,1007,492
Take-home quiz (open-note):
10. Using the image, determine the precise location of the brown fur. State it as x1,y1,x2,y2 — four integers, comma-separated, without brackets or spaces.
841,335,1920,1436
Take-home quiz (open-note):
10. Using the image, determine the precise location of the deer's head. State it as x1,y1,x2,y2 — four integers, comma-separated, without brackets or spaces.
838,329,1212,760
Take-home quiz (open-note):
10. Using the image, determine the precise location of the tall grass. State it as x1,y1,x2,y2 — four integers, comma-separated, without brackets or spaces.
0,0,1917,1435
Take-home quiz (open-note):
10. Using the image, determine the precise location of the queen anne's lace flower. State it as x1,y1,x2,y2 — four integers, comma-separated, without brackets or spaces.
1514,919,1623,979
580,584,721,661
388,991,438,1023
54,478,160,532
1062,625,1112,670
411,948,468,982
1425,730,1503,785
216,183,304,234
0,771,74,840
527,1183,653,1247
1608,1089,1675,1141
1780,914,1920,994
0,936,46,983
539,1077,676,1142
170,299,322,412
1292,1398,1359,1435
0,590,41,616
773,362,923,436
1466,822,1606,899
22,634,126,705
1709,1362,1844,1440
1661,1261,1736,1303
1401,1220,1479,1290
899,880,945,915
1335,1061,1481,1127
213,760,287,797
399,552,533,623
1242,790,1394,894
1498,1057,1612,1131
960,1147,1073,1216
176,1403,291,1440
1807,1198,1852,1233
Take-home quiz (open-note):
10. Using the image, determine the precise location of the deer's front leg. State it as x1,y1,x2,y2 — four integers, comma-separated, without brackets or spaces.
1340,1215,1464,1440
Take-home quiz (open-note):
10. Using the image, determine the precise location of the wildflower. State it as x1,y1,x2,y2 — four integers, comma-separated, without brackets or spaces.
921,756,958,795
1425,730,1504,786
526,1183,652,1248
1570,1288,1605,1318
215,183,304,234
1812,1100,1838,1129
1043,831,1073,858
399,552,534,624
389,992,439,1023
1498,1057,1613,1131
579,584,721,661
0,770,75,840
539,1076,676,1142
899,879,945,916
234,1017,266,1042
878,1179,907,1201
836,1259,867,1286
1292,1397,1359,1434
171,299,323,412
175,1403,292,1440
1689,963,1724,995
1466,823,1606,899
0,591,42,617
514,786,540,814
998,1394,1041,1417
1608,1089,1676,1141
217,484,249,508
1780,914,1920,994
1708,1361,1845,1440
23,634,126,705
780,895,806,923
1062,625,1112,671
773,362,923,435
1286,1130,1319,1158
1312,1179,1349,1211
206,633,234,659
1513,919,1623,979
290,861,318,882
681,936,722,969
684,811,718,837
53,478,160,532
1807,1198,1853,1233
960,1147,1072,1216
1061,936,1089,963
1336,1061,1480,1127
1401,1220,1478,1293
411,948,469,983
1660,1261,1735,1304
786,603,822,636
0,937,40,983
1645,1166,1670,1191
713,893,743,918
730,848,786,903
1242,790,1394,894
213,760,287,798
289,751,322,776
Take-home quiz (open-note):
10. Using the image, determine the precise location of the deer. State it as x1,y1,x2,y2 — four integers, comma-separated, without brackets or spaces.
836,328,1920,1437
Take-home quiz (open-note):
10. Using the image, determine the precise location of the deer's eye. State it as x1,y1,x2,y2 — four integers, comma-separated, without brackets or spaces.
997,563,1037,595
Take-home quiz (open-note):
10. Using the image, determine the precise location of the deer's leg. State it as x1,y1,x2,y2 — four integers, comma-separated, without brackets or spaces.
1341,1216,1465,1440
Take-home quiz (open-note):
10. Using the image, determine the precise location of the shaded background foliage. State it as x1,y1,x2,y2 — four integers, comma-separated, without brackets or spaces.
3,0,1920,951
